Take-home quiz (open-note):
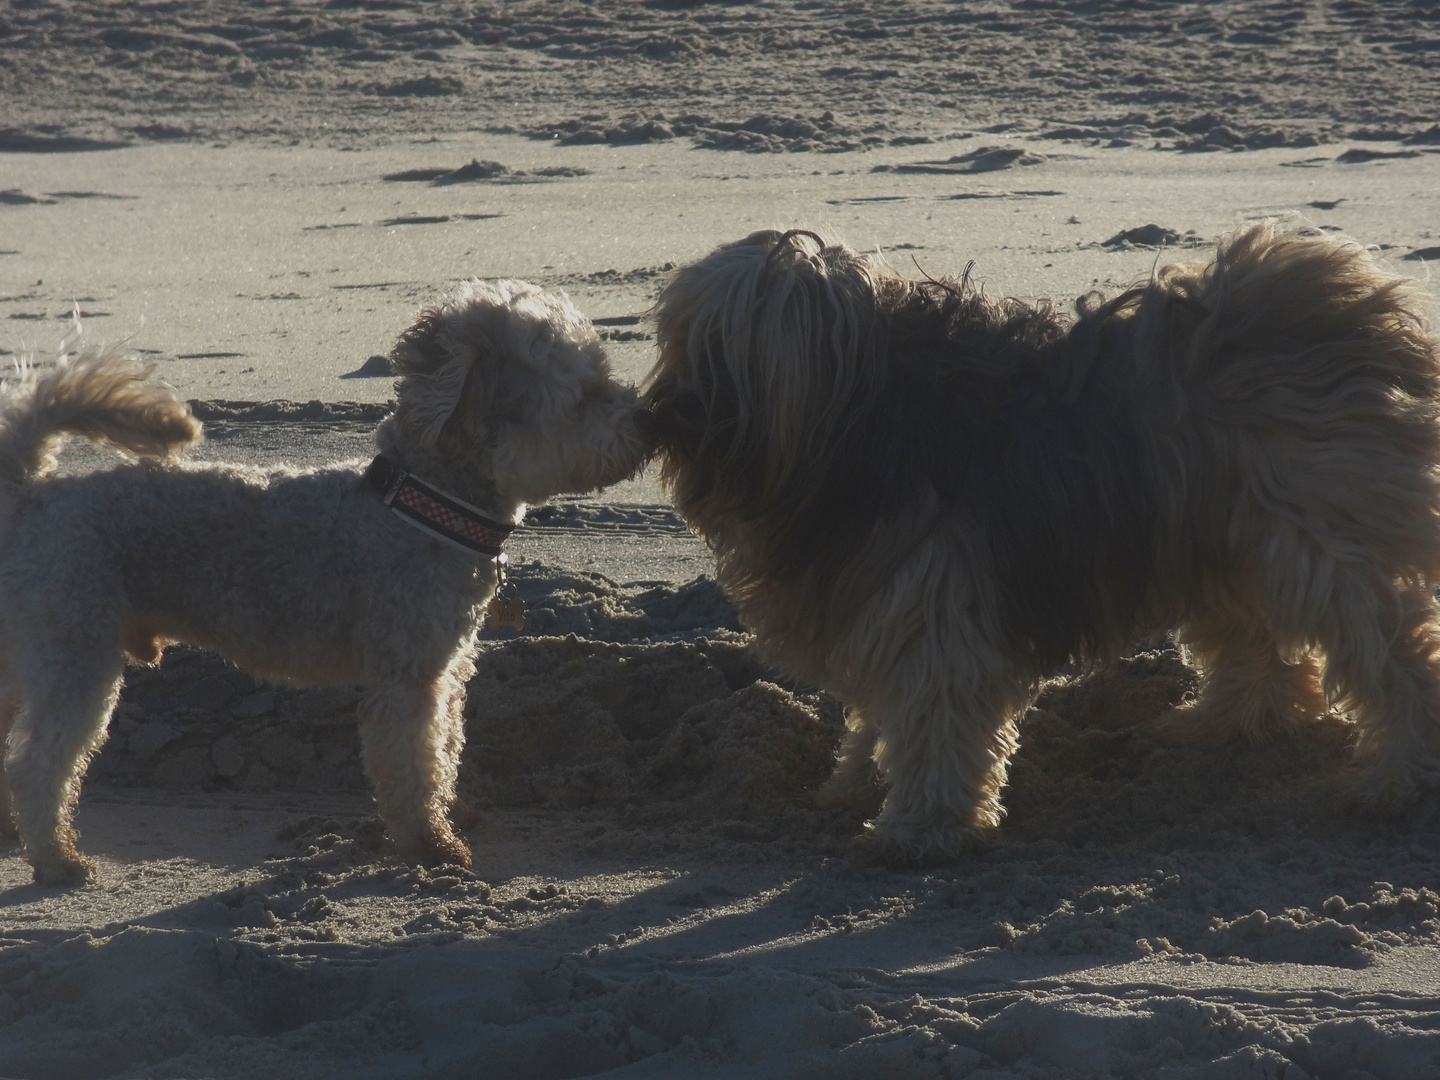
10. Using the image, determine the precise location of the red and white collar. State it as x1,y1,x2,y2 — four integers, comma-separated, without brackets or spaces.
364,454,514,558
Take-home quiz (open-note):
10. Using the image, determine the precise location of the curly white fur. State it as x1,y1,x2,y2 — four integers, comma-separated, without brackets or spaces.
0,280,646,885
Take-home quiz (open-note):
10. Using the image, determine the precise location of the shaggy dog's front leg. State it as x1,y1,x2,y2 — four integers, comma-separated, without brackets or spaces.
859,669,1024,865
825,560,1039,863
357,672,472,868
834,565,1029,864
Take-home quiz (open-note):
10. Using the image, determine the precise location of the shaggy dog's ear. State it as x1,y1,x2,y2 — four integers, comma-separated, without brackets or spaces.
389,306,483,447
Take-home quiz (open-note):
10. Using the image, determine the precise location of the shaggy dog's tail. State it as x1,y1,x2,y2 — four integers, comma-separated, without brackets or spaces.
1120,219,1440,406
1099,219,1440,581
0,345,202,494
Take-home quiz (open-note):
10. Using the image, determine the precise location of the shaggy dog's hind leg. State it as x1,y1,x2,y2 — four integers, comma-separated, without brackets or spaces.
816,705,883,814
358,668,472,868
1321,581,1440,808
7,646,124,885
1156,609,1332,743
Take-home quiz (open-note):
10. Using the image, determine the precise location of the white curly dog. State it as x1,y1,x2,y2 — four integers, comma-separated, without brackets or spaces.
0,280,646,885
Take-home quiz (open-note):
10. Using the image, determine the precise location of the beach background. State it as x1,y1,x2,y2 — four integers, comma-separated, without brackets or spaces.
3,2,1440,1077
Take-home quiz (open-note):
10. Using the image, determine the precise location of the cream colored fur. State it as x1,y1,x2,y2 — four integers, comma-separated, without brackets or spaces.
0,280,646,885
645,221,1440,863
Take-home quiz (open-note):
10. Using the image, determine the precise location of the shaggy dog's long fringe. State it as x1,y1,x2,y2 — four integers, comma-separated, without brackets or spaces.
645,221,1440,861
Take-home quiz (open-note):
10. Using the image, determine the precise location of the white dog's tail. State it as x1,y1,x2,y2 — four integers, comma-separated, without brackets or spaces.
0,345,202,492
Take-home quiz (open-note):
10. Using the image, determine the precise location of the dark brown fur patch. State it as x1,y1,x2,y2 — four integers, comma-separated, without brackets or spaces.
646,258,1159,663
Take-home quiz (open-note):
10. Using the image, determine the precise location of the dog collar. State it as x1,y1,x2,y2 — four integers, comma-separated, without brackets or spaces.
364,454,514,558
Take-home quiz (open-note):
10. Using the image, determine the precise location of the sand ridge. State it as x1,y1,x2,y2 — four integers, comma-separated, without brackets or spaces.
3,0,1438,152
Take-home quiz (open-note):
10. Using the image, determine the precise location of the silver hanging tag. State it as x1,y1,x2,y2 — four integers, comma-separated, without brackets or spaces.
485,554,525,631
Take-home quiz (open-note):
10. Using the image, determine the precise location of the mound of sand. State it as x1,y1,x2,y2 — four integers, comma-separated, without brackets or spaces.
87,565,1440,971
11,563,1440,1078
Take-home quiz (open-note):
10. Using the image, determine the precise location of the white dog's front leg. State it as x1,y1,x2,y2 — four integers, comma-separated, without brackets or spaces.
358,677,471,868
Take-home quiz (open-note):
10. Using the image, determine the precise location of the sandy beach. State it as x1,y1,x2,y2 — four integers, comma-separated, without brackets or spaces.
3,2,1440,1077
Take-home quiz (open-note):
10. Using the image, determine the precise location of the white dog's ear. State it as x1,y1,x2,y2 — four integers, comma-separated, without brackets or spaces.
390,306,446,373
390,306,482,447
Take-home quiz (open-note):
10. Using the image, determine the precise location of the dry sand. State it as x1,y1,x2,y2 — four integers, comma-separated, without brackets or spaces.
4,2,1440,1077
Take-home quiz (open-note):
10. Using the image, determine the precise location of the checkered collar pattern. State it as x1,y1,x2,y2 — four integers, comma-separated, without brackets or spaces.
364,454,514,558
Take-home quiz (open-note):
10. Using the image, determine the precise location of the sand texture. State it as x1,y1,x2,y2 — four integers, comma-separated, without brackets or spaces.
5,2,1440,1077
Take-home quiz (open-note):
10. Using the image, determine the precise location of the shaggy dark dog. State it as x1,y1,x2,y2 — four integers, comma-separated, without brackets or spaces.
644,221,1440,862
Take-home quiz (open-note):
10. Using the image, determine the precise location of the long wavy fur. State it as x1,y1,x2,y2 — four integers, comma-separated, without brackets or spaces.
645,221,1440,860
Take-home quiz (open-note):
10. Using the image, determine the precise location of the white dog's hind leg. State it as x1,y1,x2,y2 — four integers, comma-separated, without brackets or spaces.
357,673,472,868
1157,609,1332,743
6,647,124,885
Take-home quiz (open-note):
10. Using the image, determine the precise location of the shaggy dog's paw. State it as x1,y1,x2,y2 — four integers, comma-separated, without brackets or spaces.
1345,756,1440,816
412,829,473,869
1149,703,1250,745
816,770,884,817
1149,698,1344,746
854,819,993,868
447,796,483,834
